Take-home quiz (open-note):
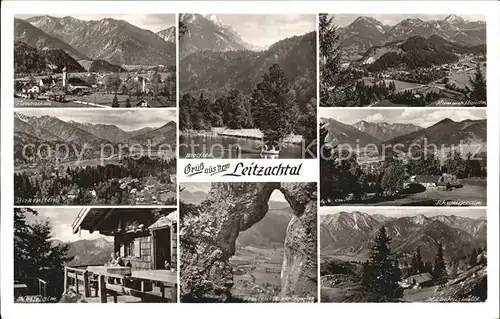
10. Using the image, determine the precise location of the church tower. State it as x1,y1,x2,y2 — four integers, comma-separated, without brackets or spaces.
62,66,68,91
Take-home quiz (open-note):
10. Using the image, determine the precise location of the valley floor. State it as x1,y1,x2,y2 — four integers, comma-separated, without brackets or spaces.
229,246,284,302
326,179,486,207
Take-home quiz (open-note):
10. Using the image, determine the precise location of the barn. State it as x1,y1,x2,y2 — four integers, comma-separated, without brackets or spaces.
403,273,434,288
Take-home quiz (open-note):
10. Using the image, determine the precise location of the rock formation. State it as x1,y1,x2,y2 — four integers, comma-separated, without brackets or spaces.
180,182,317,301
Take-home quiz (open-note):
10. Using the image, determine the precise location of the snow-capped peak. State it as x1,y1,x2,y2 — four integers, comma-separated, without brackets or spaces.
444,14,465,24
204,14,224,27
411,214,428,225
14,112,31,123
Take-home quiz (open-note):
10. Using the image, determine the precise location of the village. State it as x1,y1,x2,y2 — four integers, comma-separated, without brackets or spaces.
14,157,177,206
14,66,176,108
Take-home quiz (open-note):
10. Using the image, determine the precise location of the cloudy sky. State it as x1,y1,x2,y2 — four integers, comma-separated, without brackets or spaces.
333,14,485,27
320,109,486,128
22,208,112,242
17,109,176,131
320,207,486,219
209,14,315,47
16,14,175,33
181,183,287,203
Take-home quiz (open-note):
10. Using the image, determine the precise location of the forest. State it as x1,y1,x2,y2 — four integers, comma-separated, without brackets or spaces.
180,63,317,148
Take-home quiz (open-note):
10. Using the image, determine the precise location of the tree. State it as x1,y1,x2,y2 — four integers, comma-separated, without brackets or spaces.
432,242,447,284
406,152,441,176
250,64,299,147
179,93,196,130
362,227,403,301
104,73,122,94
319,14,359,106
298,97,317,158
111,94,120,108
467,64,486,103
444,150,467,178
381,158,406,196
411,248,425,274
14,208,73,297
468,248,478,267
150,71,162,99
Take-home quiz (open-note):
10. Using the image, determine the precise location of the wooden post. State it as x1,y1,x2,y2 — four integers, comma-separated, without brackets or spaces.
172,284,177,303
83,271,90,298
75,272,79,293
98,275,107,303
141,281,145,292
63,267,68,291
113,293,118,303
160,284,165,301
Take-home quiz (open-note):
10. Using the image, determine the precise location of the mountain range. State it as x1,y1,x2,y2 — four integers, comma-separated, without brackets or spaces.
14,15,176,73
52,238,114,267
352,120,422,141
14,112,176,158
321,211,486,261
321,117,487,149
180,31,316,107
364,34,486,71
179,14,262,58
338,14,486,56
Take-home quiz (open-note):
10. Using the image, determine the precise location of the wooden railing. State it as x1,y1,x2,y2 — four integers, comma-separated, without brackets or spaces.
14,277,48,298
64,267,91,297
63,266,177,303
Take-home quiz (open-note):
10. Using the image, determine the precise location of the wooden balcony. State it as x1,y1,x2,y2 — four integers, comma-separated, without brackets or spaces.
64,266,177,303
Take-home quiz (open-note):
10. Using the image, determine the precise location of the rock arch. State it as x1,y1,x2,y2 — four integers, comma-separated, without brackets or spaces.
180,182,317,301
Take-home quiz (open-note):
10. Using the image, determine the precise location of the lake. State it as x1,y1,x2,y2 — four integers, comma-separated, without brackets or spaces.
180,135,304,159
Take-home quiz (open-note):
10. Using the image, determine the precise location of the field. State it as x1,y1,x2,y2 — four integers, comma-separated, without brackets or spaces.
229,245,283,302
76,93,143,107
360,77,421,91
355,179,487,206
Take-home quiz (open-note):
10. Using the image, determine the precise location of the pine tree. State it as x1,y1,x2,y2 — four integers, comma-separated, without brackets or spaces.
468,248,478,267
250,64,299,148
467,64,486,103
432,242,447,284
362,227,403,301
112,94,120,108
14,208,73,297
411,248,425,274
125,98,132,108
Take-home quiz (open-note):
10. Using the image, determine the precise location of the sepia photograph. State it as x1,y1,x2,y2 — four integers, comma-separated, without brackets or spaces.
14,207,177,303
319,108,486,206
179,182,317,302
14,109,177,205
178,14,317,159
14,14,176,108
319,14,487,107
320,207,487,303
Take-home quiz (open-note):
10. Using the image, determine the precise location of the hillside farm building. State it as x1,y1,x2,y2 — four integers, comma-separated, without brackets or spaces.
407,175,447,188
401,273,434,288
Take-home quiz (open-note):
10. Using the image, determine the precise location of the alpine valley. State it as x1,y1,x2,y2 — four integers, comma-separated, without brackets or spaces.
319,111,487,207
320,210,487,303
178,14,317,159
14,15,177,107
320,14,487,107
14,111,177,206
